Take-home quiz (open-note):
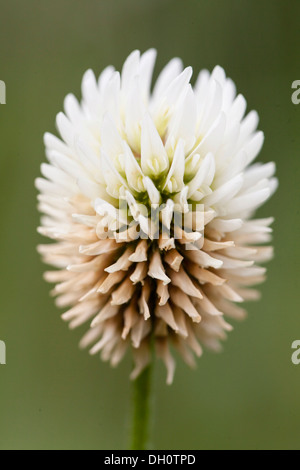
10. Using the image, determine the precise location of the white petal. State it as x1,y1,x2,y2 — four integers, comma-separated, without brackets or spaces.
56,112,76,150
141,113,169,176
143,176,161,205
98,66,115,93
47,150,83,181
40,163,76,192
209,218,243,233
75,137,102,180
100,114,125,173
243,162,276,189
204,174,244,206
81,69,100,114
165,85,197,155
44,132,71,156
163,66,193,104
100,149,128,198
139,48,157,102
102,72,121,126
187,153,215,199
238,110,259,147
124,76,145,153
198,79,223,135
244,131,264,165
163,139,185,192
189,112,226,159
121,49,140,95
228,94,247,123
64,94,84,128
160,199,174,231
124,142,145,192
152,57,183,102
194,69,210,100
226,188,271,215
222,77,236,111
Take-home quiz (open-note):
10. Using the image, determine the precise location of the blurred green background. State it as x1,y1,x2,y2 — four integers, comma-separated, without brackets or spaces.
0,0,299,450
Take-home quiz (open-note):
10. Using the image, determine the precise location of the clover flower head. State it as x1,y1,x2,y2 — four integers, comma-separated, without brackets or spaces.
36,49,277,383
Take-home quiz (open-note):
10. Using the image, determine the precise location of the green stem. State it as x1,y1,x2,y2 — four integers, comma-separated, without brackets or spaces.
130,364,153,450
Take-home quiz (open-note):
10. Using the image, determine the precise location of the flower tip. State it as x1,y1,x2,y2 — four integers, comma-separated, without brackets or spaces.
43,132,52,146
212,65,226,83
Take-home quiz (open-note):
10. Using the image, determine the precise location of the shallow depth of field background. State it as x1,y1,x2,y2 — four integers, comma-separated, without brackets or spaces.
0,0,299,450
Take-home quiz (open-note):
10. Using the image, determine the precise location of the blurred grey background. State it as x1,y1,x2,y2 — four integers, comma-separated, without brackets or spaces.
0,0,299,449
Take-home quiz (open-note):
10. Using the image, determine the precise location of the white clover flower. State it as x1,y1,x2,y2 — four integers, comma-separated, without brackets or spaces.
36,49,277,384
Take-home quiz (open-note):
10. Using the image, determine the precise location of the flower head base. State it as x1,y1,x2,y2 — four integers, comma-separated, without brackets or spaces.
36,49,277,384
